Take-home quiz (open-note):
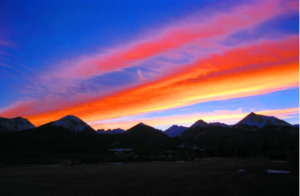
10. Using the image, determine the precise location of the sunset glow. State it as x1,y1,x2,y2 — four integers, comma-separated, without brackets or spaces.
0,0,298,130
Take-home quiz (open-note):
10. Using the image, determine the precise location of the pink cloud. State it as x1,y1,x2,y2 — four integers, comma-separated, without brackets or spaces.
1,0,298,126
0,35,298,127
45,0,297,82
24,0,297,108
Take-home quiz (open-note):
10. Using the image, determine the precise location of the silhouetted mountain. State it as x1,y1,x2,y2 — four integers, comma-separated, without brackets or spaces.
36,115,96,134
191,119,209,128
235,112,291,128
111,128,125,133
164,125,187,137
180,113,297,141
96,129,106,134
121,123,170,151
97,128,125,134
125,123,168,139
180,122,298,158
177,120,229,138
180,124,230,140
209,122,228,127
0,113,298,165
0,117,35,132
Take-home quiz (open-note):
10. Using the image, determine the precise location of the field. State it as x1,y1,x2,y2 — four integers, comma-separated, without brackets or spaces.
0,158,298,196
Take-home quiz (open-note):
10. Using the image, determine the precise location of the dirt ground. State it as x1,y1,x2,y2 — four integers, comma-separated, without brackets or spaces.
0,158,298,196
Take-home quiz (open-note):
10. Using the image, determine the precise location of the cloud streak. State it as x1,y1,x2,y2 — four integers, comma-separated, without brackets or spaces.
0,0,298,128
0,35,297,126
48,0,296,81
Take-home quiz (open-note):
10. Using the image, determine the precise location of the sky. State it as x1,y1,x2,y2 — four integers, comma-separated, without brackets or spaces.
0,0,299,131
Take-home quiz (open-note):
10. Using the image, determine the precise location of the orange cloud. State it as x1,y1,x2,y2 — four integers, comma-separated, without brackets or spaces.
1,36,297,127
2,0,295,126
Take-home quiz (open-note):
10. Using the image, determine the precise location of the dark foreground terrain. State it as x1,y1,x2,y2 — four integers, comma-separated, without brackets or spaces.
0,158,298,196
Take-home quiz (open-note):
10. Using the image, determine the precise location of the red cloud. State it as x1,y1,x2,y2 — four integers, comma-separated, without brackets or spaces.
1,36,298,127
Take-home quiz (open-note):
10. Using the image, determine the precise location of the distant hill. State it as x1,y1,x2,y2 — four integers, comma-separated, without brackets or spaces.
122,123,169,151
180,124,231,140
124,123,168,140
235,112,291,128
208,122,228,127
97,128,125,134
164,125,187,137
179,121,298,158
0,117,35,132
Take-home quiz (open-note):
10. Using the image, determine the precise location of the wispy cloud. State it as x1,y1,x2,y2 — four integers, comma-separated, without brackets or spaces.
0,38,14,68
45,0,296,81
0,35,298,126
0,62,12,68
28,0,297,99
0,39,14,47
0,0,298,127
137,69,145,81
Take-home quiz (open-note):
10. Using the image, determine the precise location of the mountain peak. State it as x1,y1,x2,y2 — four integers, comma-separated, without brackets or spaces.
191,119,208,128
236,112,291,128
127,122,152,130
60,115,82,122
164,125,188,137
138,122,147,126
169,125,178,128
0,116,35,132
126,122,167,140
52,115,93,133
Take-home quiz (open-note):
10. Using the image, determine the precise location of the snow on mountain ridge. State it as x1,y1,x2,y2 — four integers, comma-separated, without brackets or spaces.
0,117,35,132
52,115,90,132
60,115,83,122
236,112,291,128
164,125,188,137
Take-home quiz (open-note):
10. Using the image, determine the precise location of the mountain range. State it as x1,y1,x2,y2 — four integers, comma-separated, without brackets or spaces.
0,112,297,136
0,112,298,165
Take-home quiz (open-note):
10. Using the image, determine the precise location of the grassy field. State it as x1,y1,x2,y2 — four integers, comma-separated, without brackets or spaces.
0,158,298,196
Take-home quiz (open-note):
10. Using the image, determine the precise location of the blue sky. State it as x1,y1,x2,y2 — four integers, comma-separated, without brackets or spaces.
0,0,298,130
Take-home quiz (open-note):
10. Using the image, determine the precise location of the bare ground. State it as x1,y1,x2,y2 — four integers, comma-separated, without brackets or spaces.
0,158,298,196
